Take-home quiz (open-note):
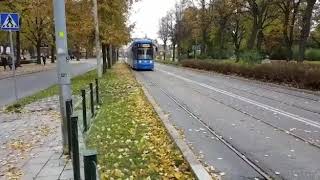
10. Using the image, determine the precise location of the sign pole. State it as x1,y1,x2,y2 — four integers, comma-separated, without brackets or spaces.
53,0,72,154
9,30,18,100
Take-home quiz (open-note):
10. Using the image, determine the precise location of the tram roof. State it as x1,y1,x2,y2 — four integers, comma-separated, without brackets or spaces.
132,39,153,45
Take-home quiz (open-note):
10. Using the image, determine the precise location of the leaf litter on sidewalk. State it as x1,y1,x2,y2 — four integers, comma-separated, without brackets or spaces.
87,63,195,179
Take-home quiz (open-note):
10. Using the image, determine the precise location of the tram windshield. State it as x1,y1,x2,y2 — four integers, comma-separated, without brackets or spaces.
136,47,153,59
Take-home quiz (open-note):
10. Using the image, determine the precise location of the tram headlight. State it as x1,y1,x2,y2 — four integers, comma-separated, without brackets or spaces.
138,60,142,63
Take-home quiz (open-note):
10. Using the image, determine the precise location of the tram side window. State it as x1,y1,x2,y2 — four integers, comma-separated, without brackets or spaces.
132,47,137,59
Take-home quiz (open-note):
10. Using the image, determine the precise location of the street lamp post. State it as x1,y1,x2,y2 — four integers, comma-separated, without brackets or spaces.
53,0,72,154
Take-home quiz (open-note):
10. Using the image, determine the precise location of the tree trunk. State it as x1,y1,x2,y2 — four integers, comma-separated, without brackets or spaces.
3,44,8,55
282,7,291,61
107,44,112,69
113,48,117,65
75,46,80,61
36,42,41,64
102,43,107,74
116,49,119,62
16,31,21,66
200,30,206,55
235,47,240,62
256,30,264,51
163,41,167,61
298,0,316,62
85,49,88,59
248,16,258,49
172,43,176,61
51,45,55,63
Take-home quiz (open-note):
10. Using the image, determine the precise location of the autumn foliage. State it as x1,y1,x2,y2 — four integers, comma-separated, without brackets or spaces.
87,64,194,179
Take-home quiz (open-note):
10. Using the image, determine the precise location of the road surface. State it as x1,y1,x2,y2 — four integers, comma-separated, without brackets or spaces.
0,59,96,107
135,63,320,180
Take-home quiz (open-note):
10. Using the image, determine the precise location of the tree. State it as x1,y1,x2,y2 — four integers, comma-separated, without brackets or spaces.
246,0,278,51
23,0,52,64
230,1,246,62
277,0,301,61
311,24,320,47
66,0,94,61
158,16,170,60
98,0,132,70
298,0,317,62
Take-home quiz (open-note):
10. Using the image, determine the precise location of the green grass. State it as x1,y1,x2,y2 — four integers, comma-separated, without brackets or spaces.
6,70,97,111
306,61,320,65
86,63,194,179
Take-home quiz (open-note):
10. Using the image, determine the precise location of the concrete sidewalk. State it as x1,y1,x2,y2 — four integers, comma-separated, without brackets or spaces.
0,96,75,180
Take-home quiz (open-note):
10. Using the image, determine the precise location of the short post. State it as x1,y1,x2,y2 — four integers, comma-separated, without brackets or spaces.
90,83,94,117
81,89,88,132
65,100,73,155
71,116,80,180
95,79,100,105
84,150,98,180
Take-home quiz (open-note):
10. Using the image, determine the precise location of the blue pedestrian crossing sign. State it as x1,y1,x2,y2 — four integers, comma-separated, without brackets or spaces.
0,13,20,31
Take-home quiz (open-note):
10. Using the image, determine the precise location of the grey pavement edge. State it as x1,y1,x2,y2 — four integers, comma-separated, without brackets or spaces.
136,77,213,180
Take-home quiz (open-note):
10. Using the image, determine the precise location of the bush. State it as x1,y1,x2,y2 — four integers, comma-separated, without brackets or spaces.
181,59,320,90
240,50,264,64
305,48,320,61
208,49,233,59
269,47,287,60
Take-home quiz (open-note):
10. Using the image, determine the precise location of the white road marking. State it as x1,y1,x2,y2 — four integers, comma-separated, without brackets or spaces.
158,69,320,129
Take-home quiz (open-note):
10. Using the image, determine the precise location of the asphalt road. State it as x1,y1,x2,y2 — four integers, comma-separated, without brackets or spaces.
0,59,96,107
135,63,320,180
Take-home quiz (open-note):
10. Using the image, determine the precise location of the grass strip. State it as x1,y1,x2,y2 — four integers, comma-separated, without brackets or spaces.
87,63,194,179
6,70,97,112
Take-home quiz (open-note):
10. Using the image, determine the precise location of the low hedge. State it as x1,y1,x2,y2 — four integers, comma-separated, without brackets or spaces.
181,60,320,90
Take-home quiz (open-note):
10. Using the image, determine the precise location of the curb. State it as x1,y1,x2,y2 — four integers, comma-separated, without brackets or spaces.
138,79,213,180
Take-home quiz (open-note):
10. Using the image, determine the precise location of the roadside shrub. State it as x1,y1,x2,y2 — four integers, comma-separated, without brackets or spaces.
208,49,233,59
269,47,287,60
305,48,320,61
240,50,264,64
181,59,320,90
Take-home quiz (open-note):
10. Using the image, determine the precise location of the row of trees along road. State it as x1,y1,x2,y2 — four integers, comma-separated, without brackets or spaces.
0,0,133,69
158,0,320,62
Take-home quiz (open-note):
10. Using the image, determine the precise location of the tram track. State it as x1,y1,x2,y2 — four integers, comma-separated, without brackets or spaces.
203,78,320,115
140,73,273,180
154,67,320,148
136,65,320,179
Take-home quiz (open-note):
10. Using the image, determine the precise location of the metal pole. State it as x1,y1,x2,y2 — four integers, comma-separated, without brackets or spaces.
92,0,103,78
95,79,99,105
9,31,18,101
65,100,73,155
84,150,98,180
81,89,88,132
53,0,72,154
90,83,94,117
71,116,81,180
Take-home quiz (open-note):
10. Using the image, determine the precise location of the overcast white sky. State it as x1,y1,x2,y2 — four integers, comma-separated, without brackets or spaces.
129,0,177,41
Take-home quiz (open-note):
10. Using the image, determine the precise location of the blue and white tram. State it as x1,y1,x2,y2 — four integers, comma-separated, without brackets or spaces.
127,39,155,71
